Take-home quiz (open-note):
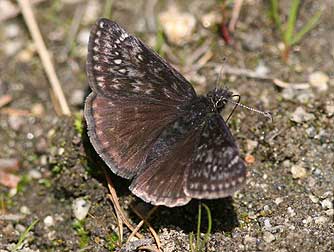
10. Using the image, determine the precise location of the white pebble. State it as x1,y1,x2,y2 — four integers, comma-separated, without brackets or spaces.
159,6,196,45
321,199,333,210
72,198,91,220
275,197,284,205
20,206,31,215
325,209,334,216
44,215,54,227
77,29,90,46
308,194,319,203
287,207,296,217
28,169,42,179
263,231,275,243
309,71,329,92
314,216,328,225
290,164,307,179
264,219,272,229
290,107,315,123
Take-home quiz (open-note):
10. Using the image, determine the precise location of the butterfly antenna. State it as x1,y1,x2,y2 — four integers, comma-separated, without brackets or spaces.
226,94,240,122
227,97,273,121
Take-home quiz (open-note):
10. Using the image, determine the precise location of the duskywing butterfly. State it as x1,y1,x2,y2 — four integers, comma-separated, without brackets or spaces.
84,19,246,207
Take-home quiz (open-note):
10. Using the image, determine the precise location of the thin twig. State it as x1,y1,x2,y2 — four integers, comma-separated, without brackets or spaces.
0,95,12,108
127,206,158,243
229,0,243,32
131,206,161,250
17,0,71,116
272,78,310,89
105,172,143,239
107,194,123,243
138,245,161,252
0,108,31,116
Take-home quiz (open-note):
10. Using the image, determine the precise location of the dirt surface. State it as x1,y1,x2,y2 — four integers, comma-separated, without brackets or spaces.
0,0,333,251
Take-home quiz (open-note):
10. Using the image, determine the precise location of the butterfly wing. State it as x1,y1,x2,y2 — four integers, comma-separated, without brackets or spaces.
85,19,197,179
130,113,201,207
185,114,247,199
87,18,196,102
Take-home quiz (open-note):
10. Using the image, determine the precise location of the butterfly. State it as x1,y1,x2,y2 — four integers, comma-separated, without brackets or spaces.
84,18,246,207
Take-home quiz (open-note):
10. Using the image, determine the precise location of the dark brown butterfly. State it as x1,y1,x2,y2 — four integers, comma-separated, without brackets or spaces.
84,19,246,207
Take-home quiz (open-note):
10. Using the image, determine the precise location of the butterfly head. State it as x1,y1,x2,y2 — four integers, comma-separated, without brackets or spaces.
207,88,233,113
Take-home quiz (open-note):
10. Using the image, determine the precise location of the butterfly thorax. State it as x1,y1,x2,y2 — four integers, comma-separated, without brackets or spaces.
206,88,233,113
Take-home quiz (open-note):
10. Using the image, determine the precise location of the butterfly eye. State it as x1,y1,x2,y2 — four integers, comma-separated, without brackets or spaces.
215,98,228,112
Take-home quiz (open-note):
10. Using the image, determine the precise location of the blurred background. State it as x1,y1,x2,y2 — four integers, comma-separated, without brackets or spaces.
0,0,333,251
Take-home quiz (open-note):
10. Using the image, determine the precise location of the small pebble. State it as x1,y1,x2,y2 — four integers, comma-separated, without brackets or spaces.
28,169,42,180
44,215,55,227
264,219,272,229
325,209,334,216
246,140,258,153
325,104,334,117
77,29,90,46
70,89,85,106
263,205,270,211
309,71,329,92
31,103,45,116
8,115,25,131
201,11,221,28
243,235,256,245
314,216,328,225
320,199,333,210
5,23,20,38
309,194,319,203
47,230,56,241
159,6,196,45
290,107,315,123
255,61,269,77
15,224,26,233
305,127,316,138
302,216,313,225
58,148,65,156
287,207,296,217
4,40,23,56
263,231,275,243
73,198,91,220
290,164,307,179
20,206,31,215
275,197,284,205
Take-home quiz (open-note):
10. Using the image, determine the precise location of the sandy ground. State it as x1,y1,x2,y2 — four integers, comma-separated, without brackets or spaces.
0,0,333,251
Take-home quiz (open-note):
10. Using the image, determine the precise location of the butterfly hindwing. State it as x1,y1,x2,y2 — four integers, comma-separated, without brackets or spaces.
185,114,247,199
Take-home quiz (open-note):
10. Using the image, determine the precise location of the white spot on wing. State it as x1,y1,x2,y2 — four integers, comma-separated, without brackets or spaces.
94,65,102,71
114,59,122,64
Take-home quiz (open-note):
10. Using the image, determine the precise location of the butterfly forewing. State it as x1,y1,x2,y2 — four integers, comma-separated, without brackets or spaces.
185,114,247,199
87,18,196,102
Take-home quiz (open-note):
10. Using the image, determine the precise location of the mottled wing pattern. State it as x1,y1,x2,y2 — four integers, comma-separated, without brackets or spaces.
85,93,184,179
85,19,198,179
130,128,200,207
185,114,247,199
87,18,196,102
